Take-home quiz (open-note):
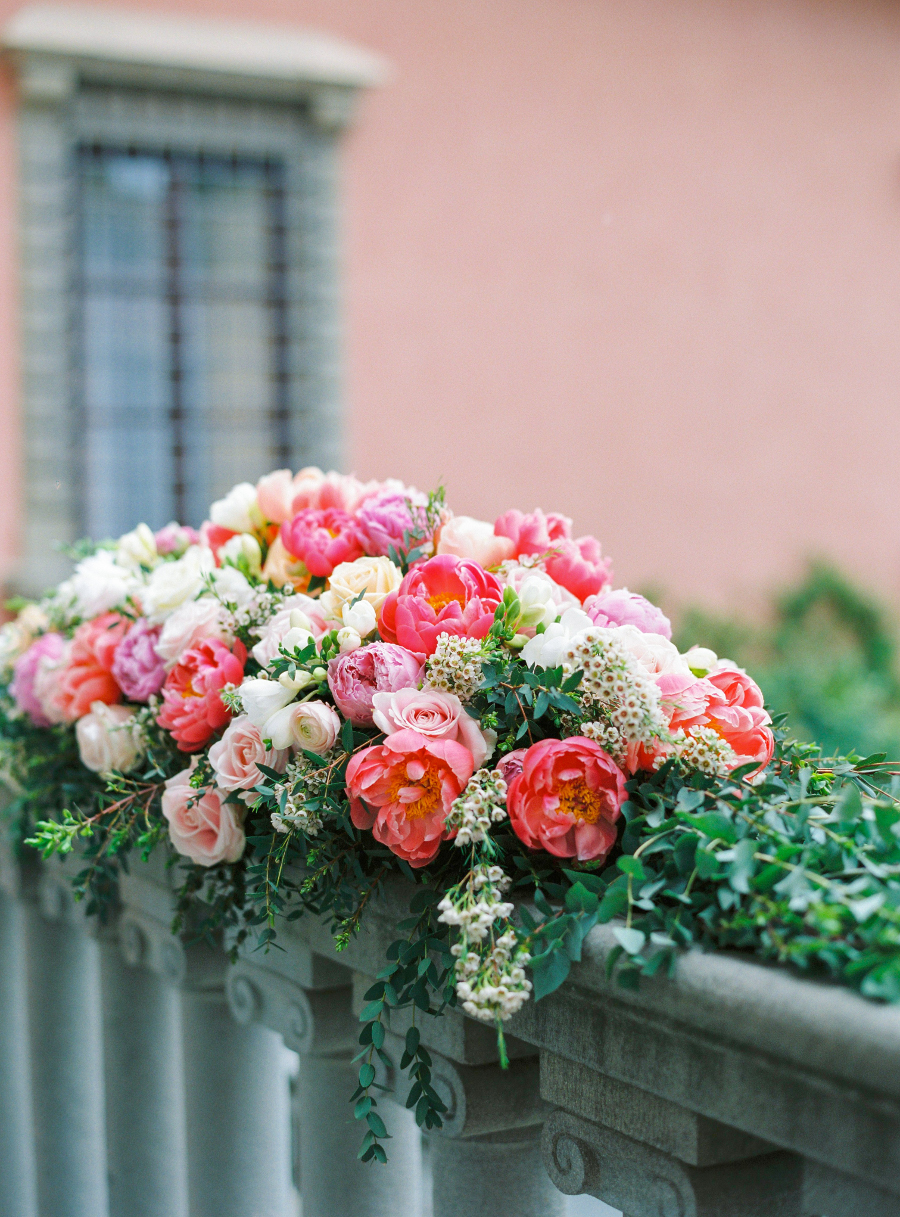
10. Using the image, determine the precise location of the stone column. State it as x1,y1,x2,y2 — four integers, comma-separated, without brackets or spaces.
0,845,37,1217
24,862,109,1217
99,916,189,1217
226,944,423,1217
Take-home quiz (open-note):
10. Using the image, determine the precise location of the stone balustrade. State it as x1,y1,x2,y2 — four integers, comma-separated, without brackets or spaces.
1,840,899,1217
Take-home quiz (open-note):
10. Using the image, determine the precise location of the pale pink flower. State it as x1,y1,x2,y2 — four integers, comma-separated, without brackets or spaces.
162,764,245,866
208,715,288,794
371,687,495,768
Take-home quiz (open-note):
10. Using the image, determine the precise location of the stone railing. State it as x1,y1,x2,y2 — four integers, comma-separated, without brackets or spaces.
1,841,899,1217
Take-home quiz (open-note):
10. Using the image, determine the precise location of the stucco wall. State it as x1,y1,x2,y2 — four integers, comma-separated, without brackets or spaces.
2,0,900,611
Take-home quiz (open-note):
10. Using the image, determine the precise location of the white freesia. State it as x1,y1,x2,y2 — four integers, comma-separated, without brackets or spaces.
337,627,362,654
76,702,142,775
210,482,258,533
683,645,718,676
239,678,295,729
512,571,576,630
141,546,215,624
264,701,340,753
342,598,377,637
57,550,139,618
211,565,256,608
155,598,227,668
219,533,263,577
521,608,595,668
115,523,158,570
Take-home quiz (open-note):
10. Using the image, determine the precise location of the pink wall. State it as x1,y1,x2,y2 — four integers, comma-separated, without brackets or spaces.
3,0,900,611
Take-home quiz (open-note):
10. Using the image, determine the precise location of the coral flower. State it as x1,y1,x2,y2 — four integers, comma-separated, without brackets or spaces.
506,736,625,862
156,638,247,751
658,667,774,772
544,536,612,602
280,508,365,578
346,730,475,867
56,613,129,722
378,554,503,656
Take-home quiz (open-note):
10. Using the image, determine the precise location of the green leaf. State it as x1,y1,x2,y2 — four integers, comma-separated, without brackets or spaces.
691,813,737,844
835,783,863,823
531,947,572,1000
342,717,355,753
358,1063,376,1088
613,927,646,955
597,885,629,923
616,856,647,882
728,838,757,894
565,881,600,914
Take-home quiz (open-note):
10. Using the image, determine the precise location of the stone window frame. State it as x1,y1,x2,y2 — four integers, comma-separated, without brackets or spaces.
2,5,385,594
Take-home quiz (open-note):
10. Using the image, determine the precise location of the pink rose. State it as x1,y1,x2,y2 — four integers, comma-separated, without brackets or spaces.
155,599,228,669
346,729,474,867
265,700,341,753
162,763,245,866
56,613,129,722
327,642,424,727
436,516,515,569
371,687,496,768
112,619,166,702
11,632,67,726
356,489,429,559
154,523,200,556
507,737,625,862
156,638,247,751
493,509,572,557
208,715,288,794
584,589,672,639
545,536,612,602
281,508,365,578
378,555,504,657
250,599,329,666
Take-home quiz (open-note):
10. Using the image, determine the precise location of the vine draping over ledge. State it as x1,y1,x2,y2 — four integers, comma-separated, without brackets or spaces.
2,468,899,1161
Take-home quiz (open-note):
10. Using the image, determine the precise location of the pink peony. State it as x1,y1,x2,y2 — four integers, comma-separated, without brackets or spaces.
657,669,774,772
346,729,474,867
11,633,67,726
281,508,365,578
507,737,625,862
112,619,166,702
378,555,503,656
584,589,672,638
208,715,288,794
493,509,572,557
327,642,424,727
162,763,245,866
545,536,612,602
256,469,297,525
290,469,373,515
154,523,200,556
496,747,529,784
436,516,515,569
56,613,129,722
156,638,247,751
356,490,429,559
371,687,496,768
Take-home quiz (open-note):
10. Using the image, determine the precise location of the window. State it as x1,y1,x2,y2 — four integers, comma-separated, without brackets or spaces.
3,4,385,592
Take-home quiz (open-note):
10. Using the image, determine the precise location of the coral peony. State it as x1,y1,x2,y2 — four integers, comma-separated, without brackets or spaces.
378,555,503,656
112,618,166,701
658,669,774,772
162,764,245,865
11,633,67,726
506,737,625,862
372,687,496,769
346,730,474,867
584,589,672,639
545,536,612,602
327,643,424,726
281,508,365,578
56,613,129,722
157,638,247,751
493,509,572,557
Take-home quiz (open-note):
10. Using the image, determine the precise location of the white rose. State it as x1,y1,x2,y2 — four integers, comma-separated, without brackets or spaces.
337,627,362,654
264,700,341,753
683,645,718,676
211,565,256,608
116,523,158,570
318,555,402,622
76,702,142,775
57,551,139,618
210,483,259,533
612,625,691,677
155,598,227,668
342,599,377,637
239,677,295,729
219,533,263,577
141,546,215,624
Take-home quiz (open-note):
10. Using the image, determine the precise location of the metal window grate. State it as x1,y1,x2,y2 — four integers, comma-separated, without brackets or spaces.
74,143,292,535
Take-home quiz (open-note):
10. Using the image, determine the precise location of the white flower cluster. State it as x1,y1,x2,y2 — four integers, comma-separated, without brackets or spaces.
668,726,736,777
270,755,332,836
425,633,487,702
218,583,295,635
561,630,668,764
445,768,508,845
438,864,533,1022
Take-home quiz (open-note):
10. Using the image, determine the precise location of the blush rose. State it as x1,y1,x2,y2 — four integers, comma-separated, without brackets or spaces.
371,687,496,769
162,764,245,866
208,715,289,795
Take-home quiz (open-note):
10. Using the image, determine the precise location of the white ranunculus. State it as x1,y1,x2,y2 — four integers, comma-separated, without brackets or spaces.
265,700,341,753
116,523,158,570
239,678,295,729
513,572,577,630
210,482,259,533
57,550,140,619
611,625,691,677
155,598,227,668
211,565,255,608
683,645,718,676
141,546,215,624
76,702,142,775
342,598,377,637
521,608,595,668
219,533,262,577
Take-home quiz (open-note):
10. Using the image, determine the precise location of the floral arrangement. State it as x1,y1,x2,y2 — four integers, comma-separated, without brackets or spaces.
2,467,900,1162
